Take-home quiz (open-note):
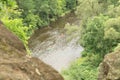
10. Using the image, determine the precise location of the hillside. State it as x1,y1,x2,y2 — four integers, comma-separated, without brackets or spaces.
0,21,63,80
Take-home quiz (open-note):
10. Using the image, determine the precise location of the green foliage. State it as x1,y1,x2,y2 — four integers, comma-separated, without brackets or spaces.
1,18,29,45
0,0,17,8
62,55,102,80
76,0,120,23
0,0,20,19
0,0,30,54
80,15,110,55
76,0,102,20
107,5,120,17
65,0,77,10
63,1,120,80
0,0,29,45
80,14,120,55
16,0,77,28
0,0,77,54
65,23,79,35
104,17,120,40
64,23,80,42
114,43,120,51
17,0,35,11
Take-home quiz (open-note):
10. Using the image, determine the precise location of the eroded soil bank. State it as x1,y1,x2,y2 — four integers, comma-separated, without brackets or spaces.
0,21,63,80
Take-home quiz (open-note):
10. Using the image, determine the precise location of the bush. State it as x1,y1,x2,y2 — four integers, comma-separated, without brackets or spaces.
65,0,77,10
64,23,80,42
62,56,100,80
114,43,120,51
62,1,120,80
1,17,29,47
80,15,109,55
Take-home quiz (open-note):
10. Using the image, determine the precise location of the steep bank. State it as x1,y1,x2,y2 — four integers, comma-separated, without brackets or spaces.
0,21,63,80
98,50,120,80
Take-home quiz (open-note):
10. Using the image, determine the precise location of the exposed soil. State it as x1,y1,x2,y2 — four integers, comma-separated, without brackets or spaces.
0,21,63,80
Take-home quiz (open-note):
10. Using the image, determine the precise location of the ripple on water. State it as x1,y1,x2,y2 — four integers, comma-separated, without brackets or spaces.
29,12,83,72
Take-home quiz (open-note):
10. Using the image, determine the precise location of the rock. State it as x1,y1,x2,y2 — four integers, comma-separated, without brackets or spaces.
0,21,64,80
98,50,120,80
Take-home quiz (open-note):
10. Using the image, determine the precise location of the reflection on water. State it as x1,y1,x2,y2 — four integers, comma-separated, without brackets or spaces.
28,12,83,72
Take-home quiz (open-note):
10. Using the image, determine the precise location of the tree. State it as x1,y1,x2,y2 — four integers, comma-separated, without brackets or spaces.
104,17,120,42
16,0,67,28
65,0,77,10
76,0,102,20
80,15,109,55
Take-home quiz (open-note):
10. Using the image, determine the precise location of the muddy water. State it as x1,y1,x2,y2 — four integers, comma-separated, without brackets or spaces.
28,12,83,72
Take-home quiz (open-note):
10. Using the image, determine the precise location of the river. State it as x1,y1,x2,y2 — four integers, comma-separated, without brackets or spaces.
28,12,83,72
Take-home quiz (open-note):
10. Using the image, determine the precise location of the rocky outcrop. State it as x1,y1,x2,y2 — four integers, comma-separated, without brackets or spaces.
98,50,120,80
0,21,64,80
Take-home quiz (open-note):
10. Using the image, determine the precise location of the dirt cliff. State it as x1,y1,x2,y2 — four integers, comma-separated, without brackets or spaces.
0,21,64,80
98,50,120,80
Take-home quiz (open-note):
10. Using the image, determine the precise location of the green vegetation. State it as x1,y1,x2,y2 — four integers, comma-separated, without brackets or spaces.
16,0,77,28
62,56,100,80
1,0,120,79
0,0,77,53
62,0,120,80
64,23,80,42
0,0,29,46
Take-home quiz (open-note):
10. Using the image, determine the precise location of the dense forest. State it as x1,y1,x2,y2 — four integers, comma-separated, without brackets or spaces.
62,0,120,80
0,0,77,53
0,0,120,80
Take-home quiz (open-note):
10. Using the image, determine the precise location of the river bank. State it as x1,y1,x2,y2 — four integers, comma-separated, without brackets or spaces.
28,12,83,72
0,22,64,80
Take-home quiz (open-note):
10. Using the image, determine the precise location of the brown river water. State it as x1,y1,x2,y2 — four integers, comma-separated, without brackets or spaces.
28,12,83,72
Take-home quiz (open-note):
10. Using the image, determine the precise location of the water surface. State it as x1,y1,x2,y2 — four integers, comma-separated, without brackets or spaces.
28,12,83,72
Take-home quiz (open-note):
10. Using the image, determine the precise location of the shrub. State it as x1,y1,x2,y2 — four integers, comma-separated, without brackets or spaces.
62,56,99,80
1,17,29,48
